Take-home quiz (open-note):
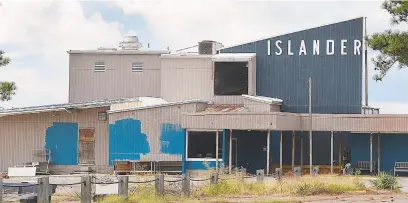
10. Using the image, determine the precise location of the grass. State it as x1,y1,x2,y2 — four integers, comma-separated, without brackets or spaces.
98,175,367,202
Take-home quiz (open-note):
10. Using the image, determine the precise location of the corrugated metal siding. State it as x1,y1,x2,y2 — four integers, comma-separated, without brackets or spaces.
0,107,109,171
160,57,213,102
221,18,364,114
109,103,202,162
160,56,257,104
182,112,408,132
69,54,162,103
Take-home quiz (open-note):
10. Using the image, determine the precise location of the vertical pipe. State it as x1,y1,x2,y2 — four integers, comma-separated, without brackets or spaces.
280,131,283,171
331,131,334,175
216,131,219,170
309,77,313,175
364,17,368,106
370,133,373,173
266,130,271,175
229,130,232,173
292,131,295,171
378,133,381,174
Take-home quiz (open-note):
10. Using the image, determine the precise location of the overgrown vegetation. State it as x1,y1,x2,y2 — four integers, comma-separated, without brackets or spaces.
370,172,400,191
98,176,367,203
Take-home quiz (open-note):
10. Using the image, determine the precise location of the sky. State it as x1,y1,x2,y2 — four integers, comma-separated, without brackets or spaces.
0,0,407,114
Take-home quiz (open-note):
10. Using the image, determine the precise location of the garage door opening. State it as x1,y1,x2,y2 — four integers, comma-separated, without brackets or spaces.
214,62,248,95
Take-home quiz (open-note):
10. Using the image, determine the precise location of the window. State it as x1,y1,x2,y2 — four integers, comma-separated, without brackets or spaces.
94,61,105,72
214,62,248,95
187,131,223,161
132,62,143,72
98,112,107,121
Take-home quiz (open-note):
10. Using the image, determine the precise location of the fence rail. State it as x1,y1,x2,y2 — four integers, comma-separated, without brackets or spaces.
0,169,282,203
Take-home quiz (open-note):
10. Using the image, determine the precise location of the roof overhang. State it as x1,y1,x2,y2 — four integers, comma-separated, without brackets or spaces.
181,112,408,133
212,53,256,62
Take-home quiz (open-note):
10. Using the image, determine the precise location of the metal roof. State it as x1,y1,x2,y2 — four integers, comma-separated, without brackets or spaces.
200,105,249,113
0,98,140,116
67,50,170,55
212,53,256,62
108,99,208,114
242,95,283,105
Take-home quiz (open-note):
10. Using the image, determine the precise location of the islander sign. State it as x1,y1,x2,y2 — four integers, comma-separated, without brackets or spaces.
267,39,362,56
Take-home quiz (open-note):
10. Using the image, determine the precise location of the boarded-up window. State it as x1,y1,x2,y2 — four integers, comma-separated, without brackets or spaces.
78,128,95,165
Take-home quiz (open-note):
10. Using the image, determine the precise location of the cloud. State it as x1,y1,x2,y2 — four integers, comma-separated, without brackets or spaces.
0,0,126,108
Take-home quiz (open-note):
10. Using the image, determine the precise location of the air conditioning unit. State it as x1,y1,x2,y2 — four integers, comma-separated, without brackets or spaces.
198,40,223,55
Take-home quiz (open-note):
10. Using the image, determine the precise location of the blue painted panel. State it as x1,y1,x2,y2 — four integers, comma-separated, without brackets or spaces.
223,129,228,166
349,134,377,169
109,119,150,165
349,134,408,173
222,18,363,114
45,122,78,165
185,161,216,170
160,123,184,154
182,128,186,174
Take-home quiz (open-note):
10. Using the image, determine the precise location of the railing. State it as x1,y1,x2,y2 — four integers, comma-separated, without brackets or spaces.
0,169,282,203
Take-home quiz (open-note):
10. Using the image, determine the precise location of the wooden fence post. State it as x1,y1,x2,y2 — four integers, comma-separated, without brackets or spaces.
210,172,218,184
182,173,190,197
118,176,128,199
155,174,164,196
81,176,92,203
37,176,50,203
256,169,264,183
241,168,247,182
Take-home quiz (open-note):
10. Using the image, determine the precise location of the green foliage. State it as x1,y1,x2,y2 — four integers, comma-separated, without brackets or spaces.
294,177,365,195
367,1,408,81
370,172,400,191
0,81,17,101
201,180,269,196
0,50,17,101
354,169,361,176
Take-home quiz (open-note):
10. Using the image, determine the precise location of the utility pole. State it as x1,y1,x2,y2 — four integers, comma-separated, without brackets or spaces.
364,17,368,106
309,77,313,175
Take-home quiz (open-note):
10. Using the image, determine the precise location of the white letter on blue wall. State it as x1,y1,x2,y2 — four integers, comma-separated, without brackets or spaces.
326,40,334,55
287,40,294,55
267,40,271,56
313,40,319,55
341,39,347,55
275,40,282,55
299,40,307,55
354,40,361,55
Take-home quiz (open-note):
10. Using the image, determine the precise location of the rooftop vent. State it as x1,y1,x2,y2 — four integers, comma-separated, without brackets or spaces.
119,36,142,50
198,40,223,55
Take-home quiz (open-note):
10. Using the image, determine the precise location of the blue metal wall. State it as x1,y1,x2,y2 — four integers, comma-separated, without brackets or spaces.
45,122,78,165
221,18,364,114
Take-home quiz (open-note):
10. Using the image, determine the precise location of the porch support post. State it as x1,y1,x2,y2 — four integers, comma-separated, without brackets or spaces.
338,133,342,167
292,131,295,171
280,131,283,171
229,130,232,173
301,136,304,170
370,133,373,173
266,130,270,175
378,133,380,174
331,131,334,175
216,130,219,170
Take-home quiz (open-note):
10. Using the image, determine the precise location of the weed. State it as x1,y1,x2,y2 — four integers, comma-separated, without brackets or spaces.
370,172,400,191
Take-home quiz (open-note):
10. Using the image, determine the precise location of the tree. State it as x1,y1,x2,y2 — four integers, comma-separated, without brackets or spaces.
367,1,408,81
0,50,17,101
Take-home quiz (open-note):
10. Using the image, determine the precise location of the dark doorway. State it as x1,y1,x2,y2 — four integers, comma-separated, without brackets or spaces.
187,131,223,159
214,62,248,95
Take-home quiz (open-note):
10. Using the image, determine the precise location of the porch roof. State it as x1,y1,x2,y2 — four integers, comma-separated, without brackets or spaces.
181,112,408,133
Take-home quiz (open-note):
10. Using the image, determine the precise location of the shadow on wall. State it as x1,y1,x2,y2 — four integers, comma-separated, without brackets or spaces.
45,122,78,165
109,119,150,165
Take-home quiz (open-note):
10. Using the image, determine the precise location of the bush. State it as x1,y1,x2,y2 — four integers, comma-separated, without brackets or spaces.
370,172,400,191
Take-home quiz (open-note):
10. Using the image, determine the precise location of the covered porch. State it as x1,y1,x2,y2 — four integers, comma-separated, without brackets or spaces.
182,112,408,175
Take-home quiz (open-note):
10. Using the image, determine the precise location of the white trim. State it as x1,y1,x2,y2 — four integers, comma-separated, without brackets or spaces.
186,158,223,162
242,94,283,105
